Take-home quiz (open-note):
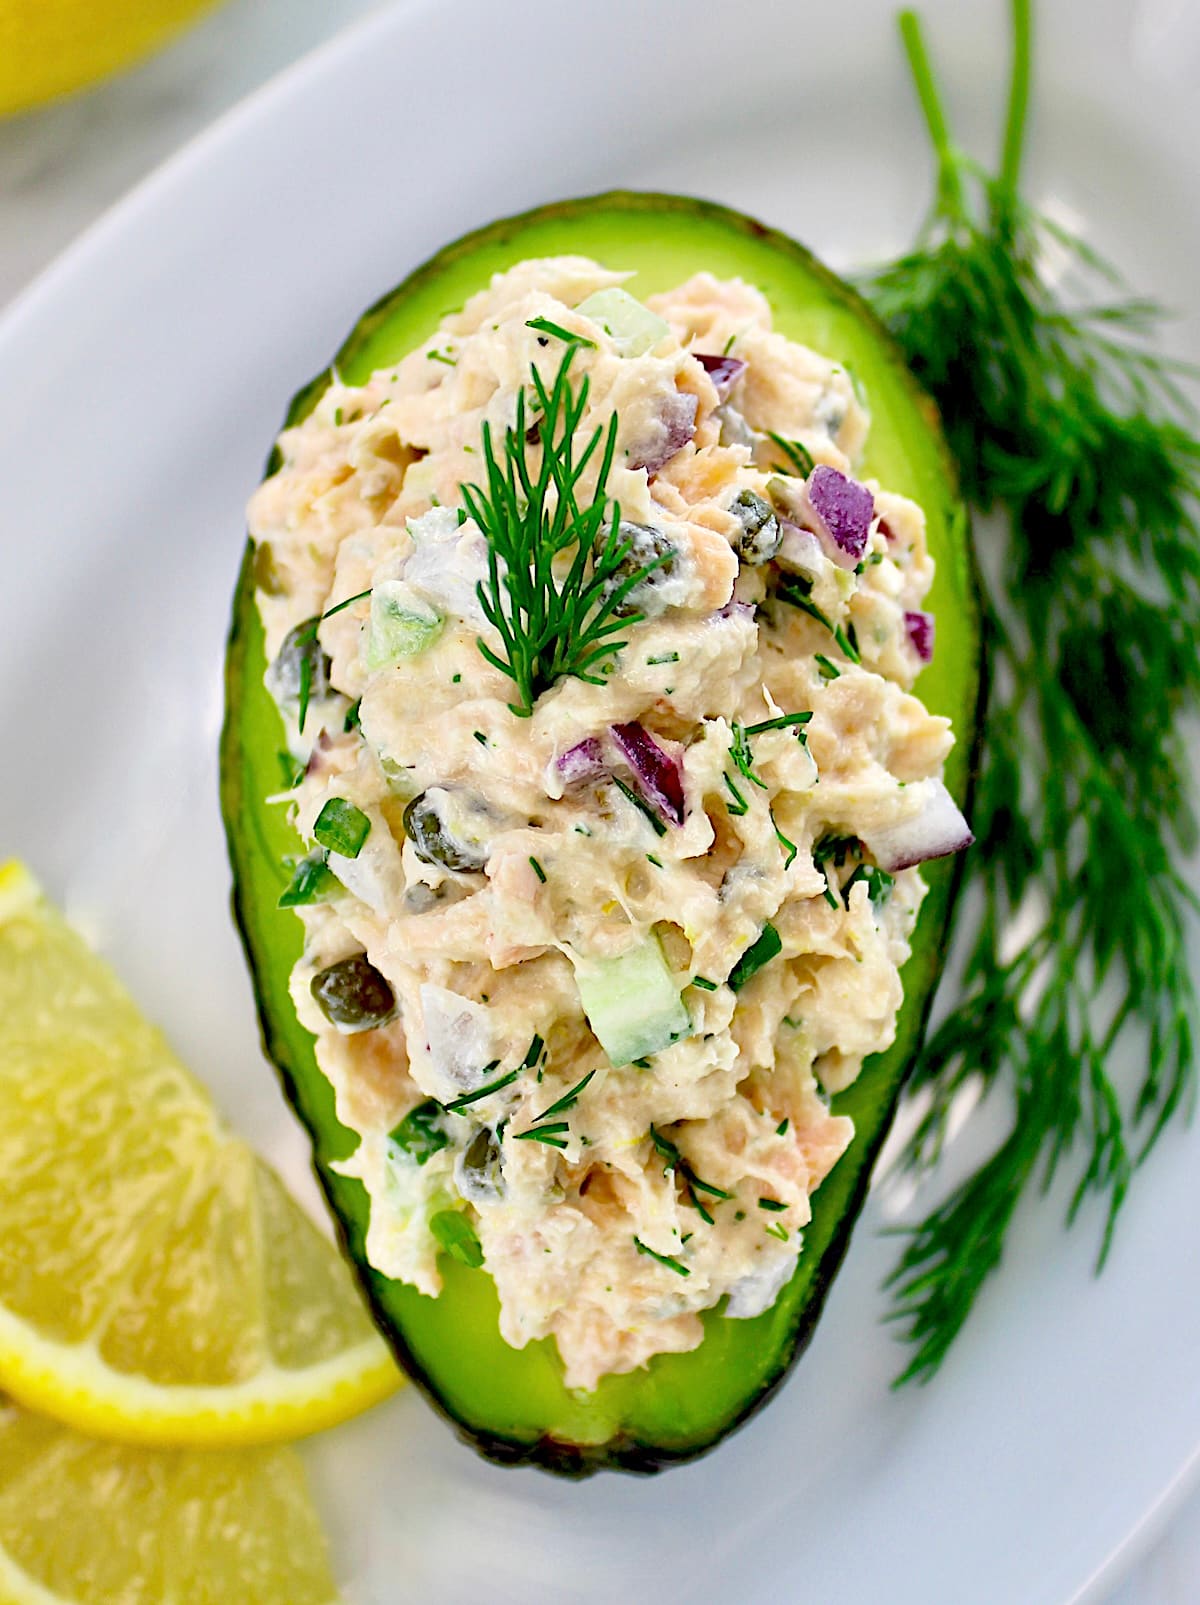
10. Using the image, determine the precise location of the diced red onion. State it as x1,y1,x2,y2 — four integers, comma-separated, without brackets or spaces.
694,353,748,399
858,779,973,872
905,610,935,663
557,737,607,786
629,392,699,475
610,720,686,826
805,465,875,568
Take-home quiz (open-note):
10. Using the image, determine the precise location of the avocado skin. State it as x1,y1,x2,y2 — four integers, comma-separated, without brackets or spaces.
220,191,982,1477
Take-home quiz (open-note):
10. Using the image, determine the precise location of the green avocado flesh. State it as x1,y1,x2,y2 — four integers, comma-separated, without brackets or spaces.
220,191,981,1476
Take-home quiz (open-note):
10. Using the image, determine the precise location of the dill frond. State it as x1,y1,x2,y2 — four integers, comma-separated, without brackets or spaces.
861,0,1200,1381
462,342,653,717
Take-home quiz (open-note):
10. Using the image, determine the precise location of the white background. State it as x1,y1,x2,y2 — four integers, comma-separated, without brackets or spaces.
2,1,1198,1599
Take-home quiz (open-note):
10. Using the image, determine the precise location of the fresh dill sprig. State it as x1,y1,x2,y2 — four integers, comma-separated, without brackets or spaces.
860,0,1200,1383
463,344,658,717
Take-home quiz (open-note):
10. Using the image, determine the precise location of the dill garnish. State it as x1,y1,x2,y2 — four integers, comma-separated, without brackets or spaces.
513,1122,570,1150
442,1065,517,1113
765,431,815,478
861,0,1200,1382
634,1237,691,1277
533,1069,596,1122
649,1124,734,1225
464,344,660,716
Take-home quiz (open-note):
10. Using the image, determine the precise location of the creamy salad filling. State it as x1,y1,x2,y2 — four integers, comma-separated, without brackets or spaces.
247,256,970,1391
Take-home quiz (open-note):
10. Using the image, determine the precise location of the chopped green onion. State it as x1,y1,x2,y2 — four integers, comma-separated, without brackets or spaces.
430,1210,484,1268
776,1118,790,1136
758,1197,788,1212
691,976,718,992
815,654,841,681
765,1222,790,1243
313,798,371,858
647,651,680,665
520,1034,545,1070
528,855,547,883
389,1100,451,1164
278,851,340,909
728,923,782,992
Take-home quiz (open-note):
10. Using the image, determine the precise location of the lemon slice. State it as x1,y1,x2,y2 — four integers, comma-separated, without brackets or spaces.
0,1401,340,1604
0,862,399,1447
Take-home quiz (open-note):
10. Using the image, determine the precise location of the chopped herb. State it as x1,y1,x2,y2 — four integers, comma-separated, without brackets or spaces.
776,577,861,663
776,1118,790,1136
722,332,737,356
632,1057,652,1070
512,1122,570,1149
427,349,457,366
534,1069,596,1122
691,976,718,992
277,751,304,790
465,344,665,716
452,673,462,684
771,812,799,870
722,772,750,817
343,698,361,733
574,823,592,836
730,722,768,790
782,1015,803,1029
520,1034,545,1070
813,833,861,907
633,1237,690,1277
647,651,680,665
429,1210,483,1268
443,1066,519,1112
745,712,813,736
842,862,896,907
647,853,664,868
473,730,489,746
728,923,783,992
528,855,547,883
525,315,596,348
278,851,340,909
612,775,668,837
648,1124,733,1226
333,407,343,426
765,1222,790,1243
758,1197,788,1213
765,430,816,477
815,654,841,681
313,798,371,859
389,1099,451,1165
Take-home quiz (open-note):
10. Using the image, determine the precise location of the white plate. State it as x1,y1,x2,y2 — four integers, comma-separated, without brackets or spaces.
3,0,1200,1600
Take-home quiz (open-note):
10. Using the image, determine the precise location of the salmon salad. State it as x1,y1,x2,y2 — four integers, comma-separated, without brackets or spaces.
246,256,972,1391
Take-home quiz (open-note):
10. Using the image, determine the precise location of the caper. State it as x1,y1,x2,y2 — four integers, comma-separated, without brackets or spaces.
730,489,781,564
266,619,332,709
455,1126,505,1204
310,952,396,1032
601,521,680,618
402,789,489,873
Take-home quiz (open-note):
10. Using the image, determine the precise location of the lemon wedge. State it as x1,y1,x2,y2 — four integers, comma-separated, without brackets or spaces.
0,861,400,1446
0,1400,340,1604
0,0,220,118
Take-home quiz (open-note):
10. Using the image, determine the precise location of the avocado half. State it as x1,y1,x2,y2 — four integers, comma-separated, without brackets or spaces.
220,191,981,1477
